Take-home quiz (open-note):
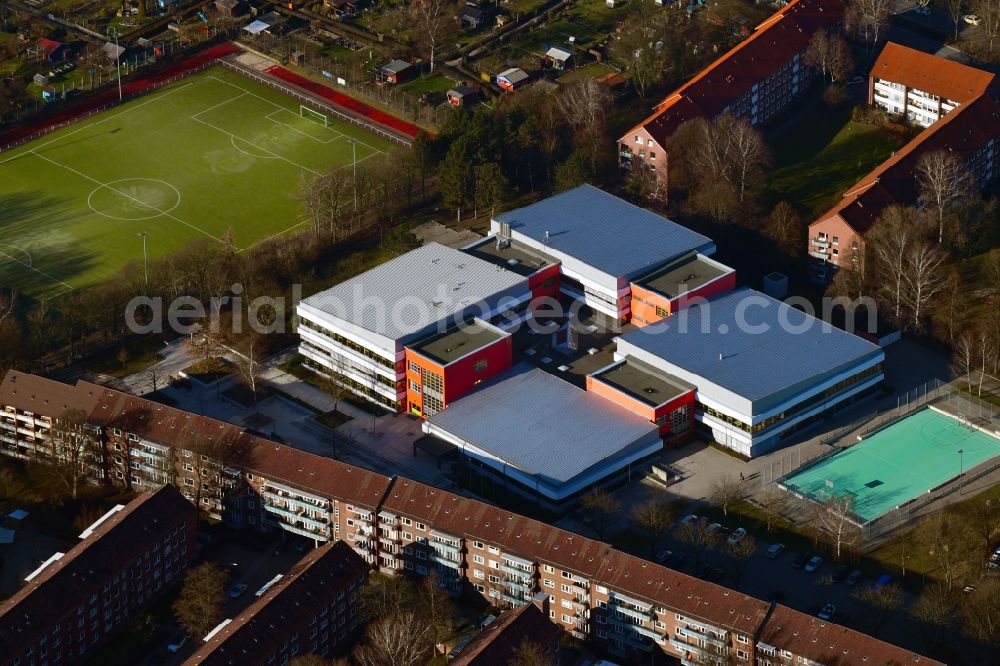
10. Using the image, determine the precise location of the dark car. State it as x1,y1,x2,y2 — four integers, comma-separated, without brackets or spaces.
792,553,810,569
831,565,848,583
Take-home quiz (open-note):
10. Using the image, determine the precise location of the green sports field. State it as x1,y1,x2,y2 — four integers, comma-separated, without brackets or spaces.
0,67,392,300
783,408,1000,523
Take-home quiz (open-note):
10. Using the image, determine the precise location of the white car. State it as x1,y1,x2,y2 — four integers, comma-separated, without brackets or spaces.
167,634,188,653
727,527,747,545
964,14,982,25
805,555,824,572
818,603,836,620
707,522,723,534
680,514,699,526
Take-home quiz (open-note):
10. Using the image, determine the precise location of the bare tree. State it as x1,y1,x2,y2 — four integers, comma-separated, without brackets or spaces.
764,202,803,257
725,534,757,588
868,206,916,322
982,248,1000,296
903,241,949,331
977,329,997,397
173,562,229,640
610,8,668,97
411,0,454,74
229,331,264,402
804,30,853,83
926,511,970,592
953,332,976,392
847,0,890,57
943,0,966,40
727,118,769,202
709,475,743,518
555,78,610,129
509,640,555,666
580,488,620,540
975,0,1000,57
354,611,432,666
853,581,903,636
44,408,99,500
960,577,1000,645
418,570,454,659
631,497,676,556
916,150,972,244
759,486,788,532
676,520,723,570
813,494,861,560
964,496,1000,564
911,581,957,630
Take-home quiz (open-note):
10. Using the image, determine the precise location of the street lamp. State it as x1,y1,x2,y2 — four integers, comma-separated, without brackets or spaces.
138,232,148,288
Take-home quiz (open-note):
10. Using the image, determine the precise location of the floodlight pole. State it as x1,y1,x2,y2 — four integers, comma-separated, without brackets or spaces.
350,139,357,212
138,232,148,288
109,27,122,102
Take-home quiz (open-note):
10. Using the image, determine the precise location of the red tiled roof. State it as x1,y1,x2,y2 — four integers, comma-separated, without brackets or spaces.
595,549,770,636
450,602,561,666
621,0,844,147
184,541,369,665
871,41,994,105
381,478,611,578
0,371,99,416
812,90,1000,234
759,605,946,665
0,486,195,656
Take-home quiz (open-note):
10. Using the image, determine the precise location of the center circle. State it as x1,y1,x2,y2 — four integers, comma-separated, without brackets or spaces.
87,178,181,221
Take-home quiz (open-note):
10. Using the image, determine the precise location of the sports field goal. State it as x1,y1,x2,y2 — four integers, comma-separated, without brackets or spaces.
300,105,330,127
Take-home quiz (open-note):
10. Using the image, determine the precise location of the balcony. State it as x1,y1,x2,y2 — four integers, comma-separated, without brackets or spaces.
810,238,830,249
612,628,653,652
279,521,331,541
432,539,461,554
263,502,329,527
499,562,532,579
611,604,653,623
669,638,727,661
678,621,728,644
500,592,529,606
429,553,461,570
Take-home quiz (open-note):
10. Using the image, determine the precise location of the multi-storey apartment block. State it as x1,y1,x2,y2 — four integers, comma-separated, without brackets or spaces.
869,42,994,127
451,593,562,665
810,42,1000,281
617,0,844,197
0,486,196,666
185,541,369,665
0,370,941,666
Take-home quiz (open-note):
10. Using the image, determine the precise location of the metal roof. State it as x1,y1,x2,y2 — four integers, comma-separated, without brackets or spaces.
617,288,884,403
494,184,712,278
497,68,529,83
426,366,659,483
300,243,526,341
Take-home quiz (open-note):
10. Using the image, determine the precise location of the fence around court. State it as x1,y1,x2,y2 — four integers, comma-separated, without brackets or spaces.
217,59,414,148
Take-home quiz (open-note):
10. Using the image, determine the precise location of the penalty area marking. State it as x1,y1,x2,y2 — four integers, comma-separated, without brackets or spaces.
0,245,74,294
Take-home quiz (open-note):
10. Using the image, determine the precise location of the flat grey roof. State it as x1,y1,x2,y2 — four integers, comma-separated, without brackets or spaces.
426,366,658,483
411,321,507,365
617,289,884,403
494,184,712,278
592,358,693,407
637,253,730,299
463,237,558,277
300,243,525,341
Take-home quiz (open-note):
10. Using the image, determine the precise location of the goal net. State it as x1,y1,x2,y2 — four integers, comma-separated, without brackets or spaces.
300,105,329,127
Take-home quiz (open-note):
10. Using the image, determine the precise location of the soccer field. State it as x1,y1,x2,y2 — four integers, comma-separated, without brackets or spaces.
0,67,392,300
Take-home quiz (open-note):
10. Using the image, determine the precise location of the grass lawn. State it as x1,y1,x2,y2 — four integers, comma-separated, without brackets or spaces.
0,66,392,300
764,108,905,215
399,74,456,96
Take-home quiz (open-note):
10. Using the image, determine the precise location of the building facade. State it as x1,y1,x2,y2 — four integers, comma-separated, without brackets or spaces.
0,486,196,666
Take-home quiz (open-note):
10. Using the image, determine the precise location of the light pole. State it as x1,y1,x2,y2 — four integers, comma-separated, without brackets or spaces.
108,27,122,102
349,139,358,212
138,232,148,288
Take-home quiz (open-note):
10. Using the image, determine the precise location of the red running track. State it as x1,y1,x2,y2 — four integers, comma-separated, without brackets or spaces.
263,65,425,140
0,42,241,148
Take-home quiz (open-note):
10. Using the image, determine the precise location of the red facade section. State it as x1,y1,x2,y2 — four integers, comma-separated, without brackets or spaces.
629,271,737,326
405,335,513,418
586,376,695,444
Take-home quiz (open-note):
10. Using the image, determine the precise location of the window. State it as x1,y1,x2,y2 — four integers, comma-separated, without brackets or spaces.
473,555,485,565
649,152,656,160
543,564,554,573
635,135,642,143
561,599,573,609
473,540,484,549
561,614,572,623
409,380,421,393
561,584,571,593
832,236,840,245
474,359,488,373
401,517,412,526
474,570,484,579
737,649,749,660
543,579,555,588
737,635,749,644
416,522,425,531
408,361,420,373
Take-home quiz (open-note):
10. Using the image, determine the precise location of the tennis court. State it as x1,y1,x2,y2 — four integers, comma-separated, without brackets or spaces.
0,66,391,301
782,408,1000,523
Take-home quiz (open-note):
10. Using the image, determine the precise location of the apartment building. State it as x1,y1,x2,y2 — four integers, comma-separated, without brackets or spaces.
451,594,562,665
296,242,531,412
0,486,196,666
618,0,844,196
0,370,941,665
869,42,994,127
614,289,885,457
810,43,1000,280
185,541,368,665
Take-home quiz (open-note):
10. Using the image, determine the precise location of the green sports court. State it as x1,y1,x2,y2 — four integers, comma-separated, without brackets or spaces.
782,408,1000,523
0,66,392,301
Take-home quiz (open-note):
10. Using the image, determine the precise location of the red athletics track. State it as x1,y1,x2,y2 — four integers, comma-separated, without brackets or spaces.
263,65,426,140
0,42,241,148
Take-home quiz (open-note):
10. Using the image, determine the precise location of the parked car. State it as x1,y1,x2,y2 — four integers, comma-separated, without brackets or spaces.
727,528,747,545
818,603,836,621
167,633,188,653
915,5,931,14
963,584,977,594
766,543,786,559
845,569,864,586
680,514,699,526
792,553,810,569
707,523,723,534
964,14,982,24
831,565,848,583
227,582,248,599
872,574,892,591
805,556,824,573
656,550,673,564
846,75,865,86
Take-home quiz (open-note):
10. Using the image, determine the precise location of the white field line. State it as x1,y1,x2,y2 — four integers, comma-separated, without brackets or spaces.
190,114,323,176
0,247,74,295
